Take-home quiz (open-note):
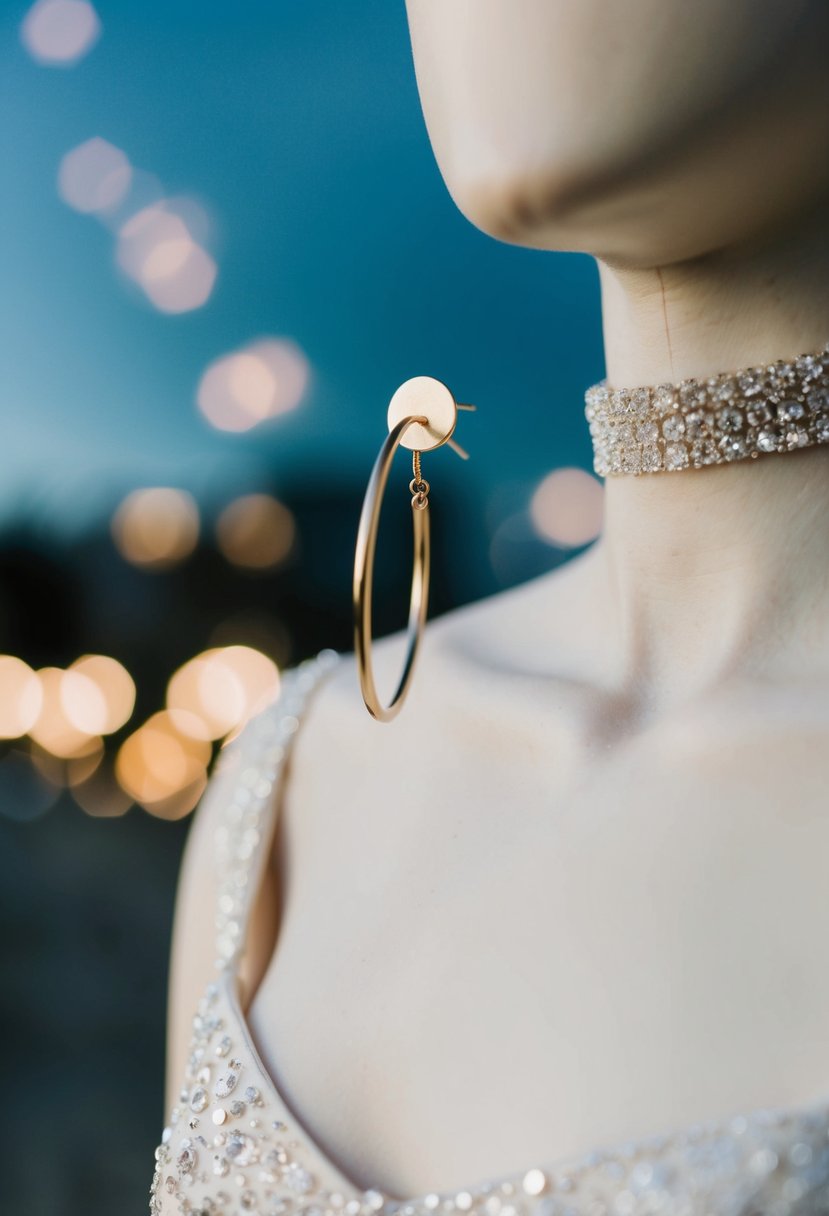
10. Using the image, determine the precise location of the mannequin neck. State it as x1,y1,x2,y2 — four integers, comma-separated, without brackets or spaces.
589,208,829,708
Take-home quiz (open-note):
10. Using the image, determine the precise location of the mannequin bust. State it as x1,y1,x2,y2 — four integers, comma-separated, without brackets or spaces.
163,1,829,1202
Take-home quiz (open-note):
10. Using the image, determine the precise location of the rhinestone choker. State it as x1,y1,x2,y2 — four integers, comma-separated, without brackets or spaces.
584,338,829,477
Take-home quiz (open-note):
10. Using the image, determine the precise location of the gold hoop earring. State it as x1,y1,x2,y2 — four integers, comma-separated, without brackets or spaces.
352,375,476,722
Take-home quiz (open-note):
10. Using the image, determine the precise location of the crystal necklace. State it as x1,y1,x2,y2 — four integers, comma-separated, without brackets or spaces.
584,338,829,476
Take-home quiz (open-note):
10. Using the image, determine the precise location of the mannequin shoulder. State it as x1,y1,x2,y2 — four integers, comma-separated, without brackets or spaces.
290,546,602,767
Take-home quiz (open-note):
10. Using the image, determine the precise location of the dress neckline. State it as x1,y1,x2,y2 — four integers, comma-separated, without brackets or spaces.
210,648,829,1211
224,957,829,1209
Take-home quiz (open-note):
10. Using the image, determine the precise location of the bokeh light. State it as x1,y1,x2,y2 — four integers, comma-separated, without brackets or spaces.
167,645,280,742
115,710,209,818
29,666,101,759
197,337,310,432
64,654,136,734
110,487,200,569
0,655,43,738
529,467,604,548
215,493,296,570
116,201,217,313
58,137,132,214
20,0,101,66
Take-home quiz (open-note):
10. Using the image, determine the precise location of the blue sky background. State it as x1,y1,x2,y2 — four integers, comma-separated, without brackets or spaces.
1,0,604,542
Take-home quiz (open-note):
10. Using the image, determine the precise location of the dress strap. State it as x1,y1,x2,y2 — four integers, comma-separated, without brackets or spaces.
211,648,341,977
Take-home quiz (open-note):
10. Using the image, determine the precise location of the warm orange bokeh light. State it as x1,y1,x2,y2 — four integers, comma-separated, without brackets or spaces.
166,646,281,742
111,486,200,569
529,467,605,548
0,655,44,738
65,654,136,734
29,667,99,758
215,493,296,570
115,709,210,817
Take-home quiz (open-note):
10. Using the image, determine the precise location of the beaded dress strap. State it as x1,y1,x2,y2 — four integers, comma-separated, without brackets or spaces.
211,648,341,978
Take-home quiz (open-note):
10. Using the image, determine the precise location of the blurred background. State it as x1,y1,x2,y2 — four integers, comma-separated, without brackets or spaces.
1,1,604,1211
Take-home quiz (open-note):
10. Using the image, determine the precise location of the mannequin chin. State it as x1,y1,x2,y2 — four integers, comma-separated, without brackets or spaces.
404,0,829,269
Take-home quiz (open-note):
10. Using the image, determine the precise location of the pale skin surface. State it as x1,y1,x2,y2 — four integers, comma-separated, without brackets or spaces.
165,0,829,1201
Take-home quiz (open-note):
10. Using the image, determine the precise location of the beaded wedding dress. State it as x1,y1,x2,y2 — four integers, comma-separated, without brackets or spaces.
149,648,829,1216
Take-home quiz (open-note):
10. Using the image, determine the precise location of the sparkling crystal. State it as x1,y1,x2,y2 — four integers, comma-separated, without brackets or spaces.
679,380,707,408
715,406,744,433
712,377,736,401
747,403,773,426
683,411,706,440
190,1087,209,1113
796,354,821,381
777,399,806,422
176,1145,198,1174
757,429,779,452
284,1163,315,1194
664,443,689,470
641,445,662,472
635,420,658,443
226,1132,257,1166
522,1168,548,1195
661,414,685,441
738,370,763,395
690,439,718,465
215,1071,239,1098
653,384,676,413
718,434,747,460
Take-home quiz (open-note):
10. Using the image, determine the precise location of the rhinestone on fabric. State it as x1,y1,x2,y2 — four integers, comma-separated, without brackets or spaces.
584,339,829,476
149,647,829,1216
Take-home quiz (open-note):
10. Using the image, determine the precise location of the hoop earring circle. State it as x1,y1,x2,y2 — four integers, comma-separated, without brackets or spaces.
353,413,430,722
